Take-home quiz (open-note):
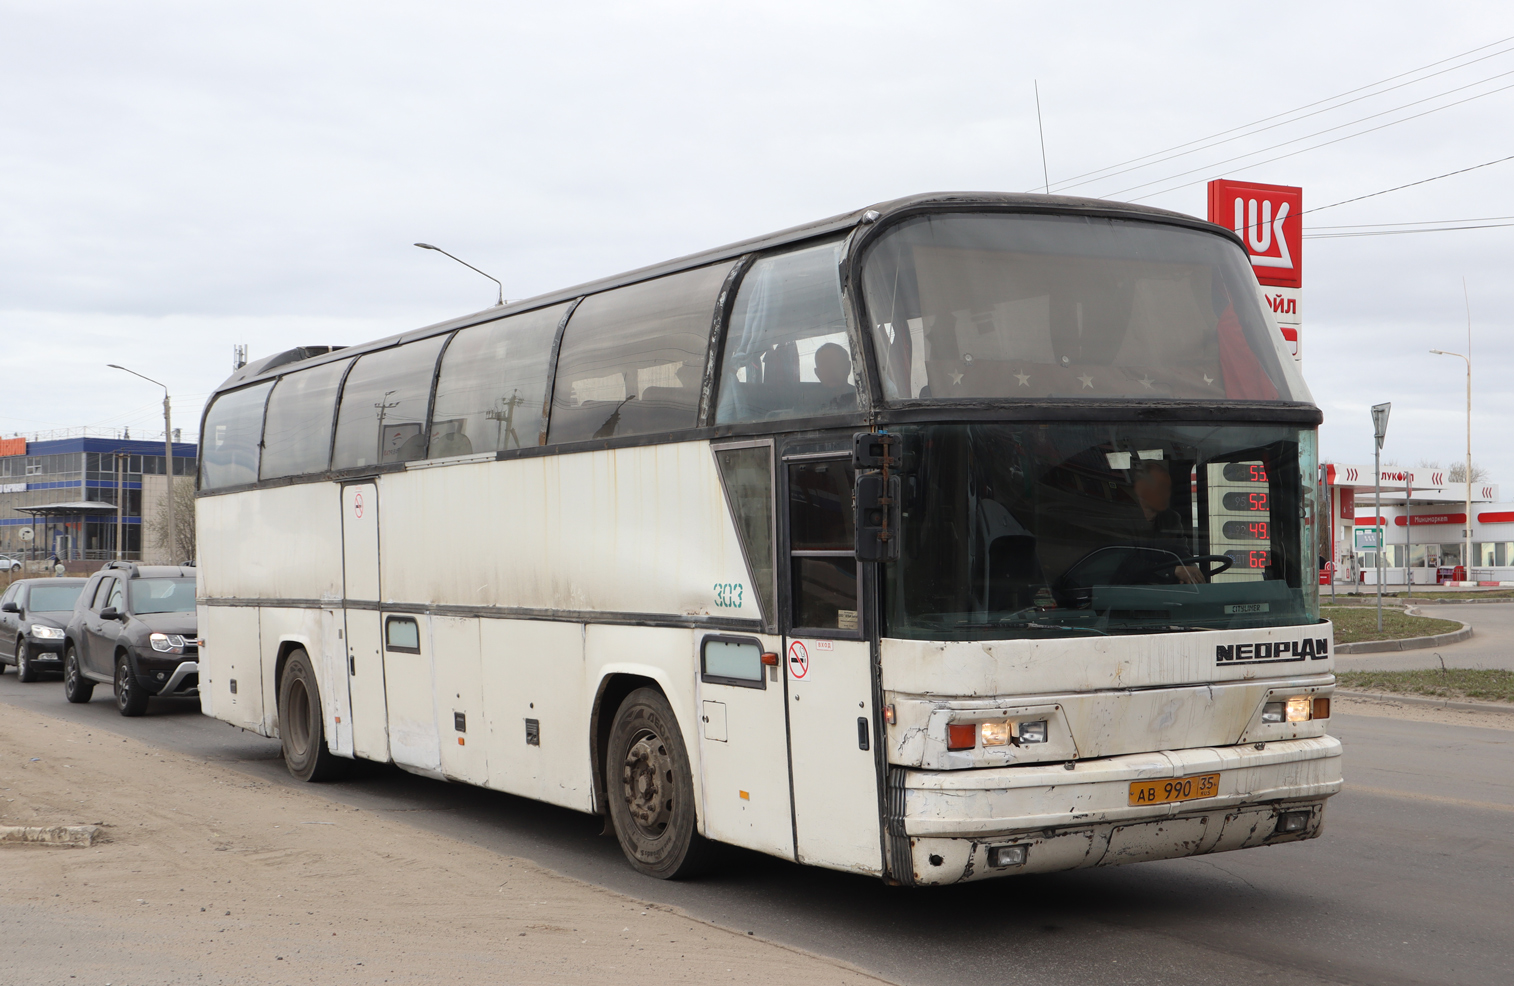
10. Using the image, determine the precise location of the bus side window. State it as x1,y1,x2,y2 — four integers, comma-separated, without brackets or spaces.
714,240,856,425
332,337,449,470
713,444,776,627
787,459,859,632
260,358,352,479
430,303,569,457
200,381,274,490
384,616,421,653
546,261,736,445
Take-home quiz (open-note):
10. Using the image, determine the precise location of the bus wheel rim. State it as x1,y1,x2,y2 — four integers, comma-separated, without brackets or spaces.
621,727,673,838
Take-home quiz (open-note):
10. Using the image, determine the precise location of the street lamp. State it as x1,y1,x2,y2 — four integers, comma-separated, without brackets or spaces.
414,242,505,307
108,364,176,564
1430,346,1473,581
1371,402,1391,630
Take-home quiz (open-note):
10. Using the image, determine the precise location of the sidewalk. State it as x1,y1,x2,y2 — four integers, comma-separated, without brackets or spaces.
0,705,888,986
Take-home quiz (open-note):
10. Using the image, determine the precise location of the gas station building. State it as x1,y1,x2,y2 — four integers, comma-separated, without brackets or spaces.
1321,463,1513,585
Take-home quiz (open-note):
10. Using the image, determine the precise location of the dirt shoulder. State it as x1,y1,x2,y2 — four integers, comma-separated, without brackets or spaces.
1334,693,1514,731
0,705,887,986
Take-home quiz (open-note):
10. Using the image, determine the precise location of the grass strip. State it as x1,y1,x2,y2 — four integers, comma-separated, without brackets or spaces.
1337,668,1514,704
1321,605,1463,644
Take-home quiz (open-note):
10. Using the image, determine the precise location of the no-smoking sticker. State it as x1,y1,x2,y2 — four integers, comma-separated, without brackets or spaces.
787,641,809,679
353,491,365,519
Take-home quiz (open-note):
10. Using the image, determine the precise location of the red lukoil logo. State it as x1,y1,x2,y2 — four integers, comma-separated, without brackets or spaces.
1207,180,1302,288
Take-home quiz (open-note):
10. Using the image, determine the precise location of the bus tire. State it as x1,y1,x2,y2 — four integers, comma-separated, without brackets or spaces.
63,645,94,703
605,686,714,880
278,648,344,782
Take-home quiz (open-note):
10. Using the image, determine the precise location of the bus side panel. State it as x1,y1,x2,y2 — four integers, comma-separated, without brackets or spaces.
197,483,343,604
585,625,701,817
379,443,759,623
198,605,265,735
432,615,488,786
478,619,592,811
257,606,343,750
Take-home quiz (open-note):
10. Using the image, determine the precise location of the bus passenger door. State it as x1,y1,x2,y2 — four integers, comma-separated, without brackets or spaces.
783,455,883,874
695,632,793,860
341,483,389,762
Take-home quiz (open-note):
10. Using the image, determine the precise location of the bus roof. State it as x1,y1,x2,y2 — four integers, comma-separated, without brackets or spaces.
214,191,1238,395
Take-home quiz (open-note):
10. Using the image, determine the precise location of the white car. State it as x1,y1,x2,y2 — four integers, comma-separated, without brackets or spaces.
0,555,21,573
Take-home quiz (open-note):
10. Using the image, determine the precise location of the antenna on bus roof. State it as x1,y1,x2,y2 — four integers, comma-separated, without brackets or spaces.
1035,81,1051,195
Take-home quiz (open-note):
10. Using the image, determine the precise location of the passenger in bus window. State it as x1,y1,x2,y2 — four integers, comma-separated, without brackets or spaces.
813,342,855,409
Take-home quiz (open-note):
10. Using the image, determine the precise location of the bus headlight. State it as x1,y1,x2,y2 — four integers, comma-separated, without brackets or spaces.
1263,697,1314,723
1017,720,1048,743
981,722,1012,747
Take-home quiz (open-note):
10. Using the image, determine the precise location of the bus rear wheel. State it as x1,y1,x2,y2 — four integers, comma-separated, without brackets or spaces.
605,687,713,880
278,648,345,782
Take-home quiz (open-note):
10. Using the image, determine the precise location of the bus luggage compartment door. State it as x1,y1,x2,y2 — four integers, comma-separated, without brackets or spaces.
695,633,794,860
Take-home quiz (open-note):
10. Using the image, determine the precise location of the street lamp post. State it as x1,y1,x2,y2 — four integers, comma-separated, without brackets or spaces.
1430,347,1473,581
1371,403,1392,631
413,242,505,307
108,364,175,564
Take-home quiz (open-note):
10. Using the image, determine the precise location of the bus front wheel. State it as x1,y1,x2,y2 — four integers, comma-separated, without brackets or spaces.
278,648,345,782
606,687,713,880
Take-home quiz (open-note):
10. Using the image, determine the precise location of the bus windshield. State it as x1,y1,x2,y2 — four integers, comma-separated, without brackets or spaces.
883,422,1319,640
861,212,1309,404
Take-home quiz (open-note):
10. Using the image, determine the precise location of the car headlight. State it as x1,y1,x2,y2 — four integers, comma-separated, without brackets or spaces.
29,625,65,639
149,633,186,653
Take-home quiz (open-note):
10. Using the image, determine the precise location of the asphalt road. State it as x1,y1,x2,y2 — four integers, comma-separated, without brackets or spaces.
1333,601,1514,673
3,676,1510,986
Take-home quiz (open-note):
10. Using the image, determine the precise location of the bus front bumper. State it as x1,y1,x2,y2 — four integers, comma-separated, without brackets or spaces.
888,734,1342,885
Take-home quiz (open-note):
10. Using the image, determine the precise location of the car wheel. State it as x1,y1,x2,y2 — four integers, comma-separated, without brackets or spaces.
278,648,345,782
16,642,37,683
605,687,714,880
115,653,149,717
63,645,94,703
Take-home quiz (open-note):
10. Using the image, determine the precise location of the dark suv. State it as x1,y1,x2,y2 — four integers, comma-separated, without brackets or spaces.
63,562,199,716
1,578,88,681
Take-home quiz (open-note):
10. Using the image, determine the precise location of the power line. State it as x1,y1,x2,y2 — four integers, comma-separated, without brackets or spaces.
1308,214,1514,228
1111,72,1514,200
1049,38,1514,194
1300,155,1514,215
1305,221,1514,238
1126,84,1514,202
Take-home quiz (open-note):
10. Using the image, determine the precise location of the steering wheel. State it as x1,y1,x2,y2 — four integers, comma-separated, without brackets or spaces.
1141,554,1234,581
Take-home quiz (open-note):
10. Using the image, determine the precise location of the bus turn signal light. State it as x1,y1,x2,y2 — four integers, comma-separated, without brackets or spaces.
760,652,779,666
947,723,976,750
1312,697,1331,719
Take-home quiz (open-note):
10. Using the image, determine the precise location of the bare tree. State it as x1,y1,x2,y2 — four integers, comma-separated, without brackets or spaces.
1447,461,1487,483
149,478,197,563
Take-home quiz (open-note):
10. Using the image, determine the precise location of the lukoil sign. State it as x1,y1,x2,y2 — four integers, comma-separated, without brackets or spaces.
1208,179,1302,361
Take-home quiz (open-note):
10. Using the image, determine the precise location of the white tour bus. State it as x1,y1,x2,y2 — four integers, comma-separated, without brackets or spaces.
196,192,1339,885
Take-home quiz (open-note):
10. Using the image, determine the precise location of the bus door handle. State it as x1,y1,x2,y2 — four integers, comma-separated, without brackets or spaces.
857,717,870,751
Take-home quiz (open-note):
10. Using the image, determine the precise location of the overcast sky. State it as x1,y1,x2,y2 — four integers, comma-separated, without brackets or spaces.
3,1,1512,482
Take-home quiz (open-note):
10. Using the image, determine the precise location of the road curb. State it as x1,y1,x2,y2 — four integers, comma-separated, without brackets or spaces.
1335,617,1473,654
1335,689,1514,717
0,824,103,847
